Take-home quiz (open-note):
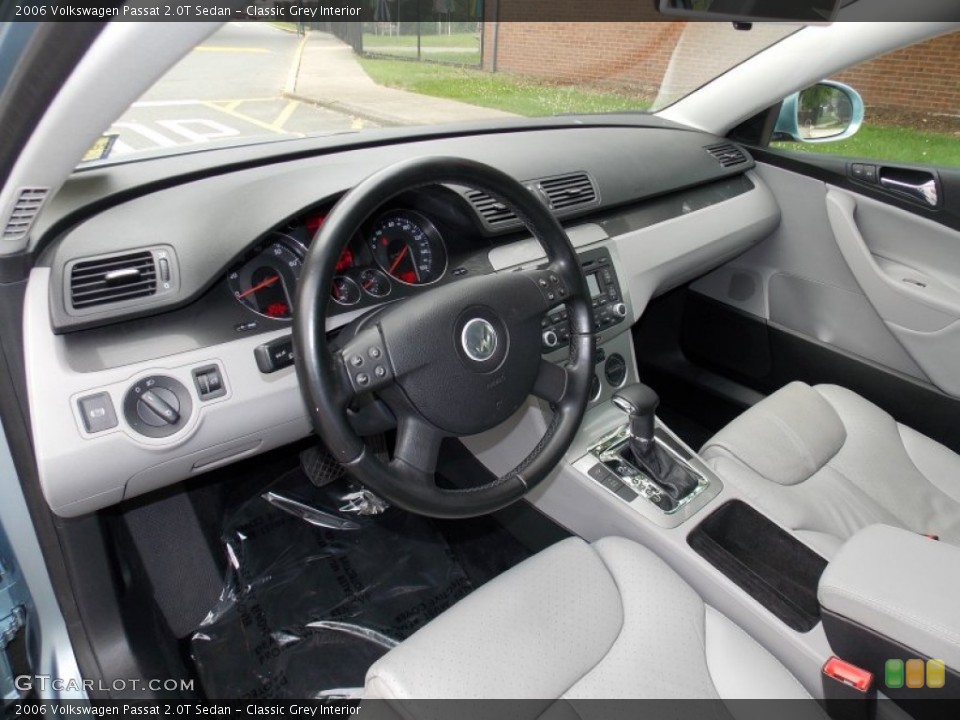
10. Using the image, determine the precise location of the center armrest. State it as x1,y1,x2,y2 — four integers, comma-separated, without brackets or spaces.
818,524,960,675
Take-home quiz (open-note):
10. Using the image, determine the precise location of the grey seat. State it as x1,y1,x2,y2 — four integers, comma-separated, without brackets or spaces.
701,382,960,558
364,536,813,700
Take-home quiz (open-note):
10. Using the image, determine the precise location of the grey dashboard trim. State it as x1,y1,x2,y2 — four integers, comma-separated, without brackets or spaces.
44,126,751,333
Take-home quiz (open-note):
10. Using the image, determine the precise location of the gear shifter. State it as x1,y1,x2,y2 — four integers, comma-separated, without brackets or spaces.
612,383,699,509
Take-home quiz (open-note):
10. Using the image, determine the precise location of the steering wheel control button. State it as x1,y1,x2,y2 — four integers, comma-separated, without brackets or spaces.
374,366,387,379
356,373,370,387
123,376,192,438
542,329,559,350
77,392,118,434
254,335,295,374
369,347,382,359
192,365,226,401
461,318,499,363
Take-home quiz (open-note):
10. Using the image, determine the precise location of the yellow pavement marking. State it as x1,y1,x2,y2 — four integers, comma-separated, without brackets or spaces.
202,101,293,135
270,100,300,131
195,46,271,54
224,100,243,112
351,118,365,130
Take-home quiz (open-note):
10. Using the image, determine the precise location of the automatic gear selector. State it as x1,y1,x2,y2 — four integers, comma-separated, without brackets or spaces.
612,383,700,510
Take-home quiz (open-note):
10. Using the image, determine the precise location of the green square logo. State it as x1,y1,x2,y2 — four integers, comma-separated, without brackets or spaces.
886,659,905,689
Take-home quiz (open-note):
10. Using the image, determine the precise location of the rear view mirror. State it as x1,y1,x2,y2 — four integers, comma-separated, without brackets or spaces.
774,81,865,144
658,0,841,23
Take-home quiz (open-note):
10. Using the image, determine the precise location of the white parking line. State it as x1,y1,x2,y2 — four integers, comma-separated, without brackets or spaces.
111,122,179,147
156,119,240,143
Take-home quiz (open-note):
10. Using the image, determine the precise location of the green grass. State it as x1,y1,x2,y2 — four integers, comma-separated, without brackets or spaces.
357,57,649,117
773,124,960,167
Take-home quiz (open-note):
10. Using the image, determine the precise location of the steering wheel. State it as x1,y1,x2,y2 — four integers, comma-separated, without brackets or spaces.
293,157,594,518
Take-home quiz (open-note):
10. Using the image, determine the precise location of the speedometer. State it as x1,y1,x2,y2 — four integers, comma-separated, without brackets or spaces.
369,211,447,286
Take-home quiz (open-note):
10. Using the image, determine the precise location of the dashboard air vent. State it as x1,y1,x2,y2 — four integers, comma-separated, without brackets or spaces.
2,187,49,241
70,251,158,309
465,190,519,227
705,143,748,168
539,172,599,212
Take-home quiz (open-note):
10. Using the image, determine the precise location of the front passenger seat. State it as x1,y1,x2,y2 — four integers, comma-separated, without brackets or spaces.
364,536,819,703
701,382,960,558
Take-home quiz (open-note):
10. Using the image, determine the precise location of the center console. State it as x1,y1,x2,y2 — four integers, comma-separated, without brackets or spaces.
572,383,721,528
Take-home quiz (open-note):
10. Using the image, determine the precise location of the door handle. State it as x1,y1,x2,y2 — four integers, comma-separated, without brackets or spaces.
879,173,938,207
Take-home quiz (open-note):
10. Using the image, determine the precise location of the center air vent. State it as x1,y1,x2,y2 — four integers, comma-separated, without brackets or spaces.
465,190,519,228
539,172,599,212
69,250,159,310
464,170,600,231
705,143,749,168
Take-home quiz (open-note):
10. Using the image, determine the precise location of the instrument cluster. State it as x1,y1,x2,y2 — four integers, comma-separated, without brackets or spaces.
226,208,450,321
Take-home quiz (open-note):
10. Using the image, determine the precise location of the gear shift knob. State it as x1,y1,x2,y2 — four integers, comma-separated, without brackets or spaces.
612,383,659,443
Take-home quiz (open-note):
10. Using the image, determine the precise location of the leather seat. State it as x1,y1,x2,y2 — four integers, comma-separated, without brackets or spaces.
364,536,814,701
701,382,960,558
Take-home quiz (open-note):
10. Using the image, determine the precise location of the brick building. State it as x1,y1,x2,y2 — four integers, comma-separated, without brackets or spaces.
481,15,960,115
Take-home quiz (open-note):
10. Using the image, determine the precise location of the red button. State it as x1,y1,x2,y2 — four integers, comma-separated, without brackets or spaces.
823,657,874,692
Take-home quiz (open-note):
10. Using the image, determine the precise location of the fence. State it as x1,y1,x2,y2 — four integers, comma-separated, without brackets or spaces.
356,0,484,66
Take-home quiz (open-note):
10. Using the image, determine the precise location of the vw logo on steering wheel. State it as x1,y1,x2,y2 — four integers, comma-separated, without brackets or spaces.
461,318,498,362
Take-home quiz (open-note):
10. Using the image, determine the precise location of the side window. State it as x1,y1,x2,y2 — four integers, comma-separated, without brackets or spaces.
771,30,960,168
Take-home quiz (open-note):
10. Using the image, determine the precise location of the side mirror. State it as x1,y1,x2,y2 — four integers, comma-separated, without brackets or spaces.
774,81,864,144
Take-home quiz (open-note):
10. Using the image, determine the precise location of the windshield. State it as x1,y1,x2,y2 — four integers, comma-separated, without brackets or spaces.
94,20,794,163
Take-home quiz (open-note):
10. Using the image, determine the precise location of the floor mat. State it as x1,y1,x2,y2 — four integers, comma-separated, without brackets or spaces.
190,468,477,699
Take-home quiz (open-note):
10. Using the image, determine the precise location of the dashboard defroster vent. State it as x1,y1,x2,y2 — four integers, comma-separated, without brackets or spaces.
69,251,158,310
465,189,519,227
540,172,599,212
705,143,749,168
2,187,49,241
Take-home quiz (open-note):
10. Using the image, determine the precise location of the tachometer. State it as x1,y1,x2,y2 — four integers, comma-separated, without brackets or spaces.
228,237,303,320
369,211,446,286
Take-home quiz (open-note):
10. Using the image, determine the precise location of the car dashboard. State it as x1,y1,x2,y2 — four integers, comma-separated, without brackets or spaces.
24,121,781,516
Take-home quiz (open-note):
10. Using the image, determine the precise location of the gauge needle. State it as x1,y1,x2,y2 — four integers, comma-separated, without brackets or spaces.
237,275,280,299
388,244,410,274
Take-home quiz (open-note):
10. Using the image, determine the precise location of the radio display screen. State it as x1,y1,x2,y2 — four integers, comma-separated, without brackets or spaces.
586,273,602,299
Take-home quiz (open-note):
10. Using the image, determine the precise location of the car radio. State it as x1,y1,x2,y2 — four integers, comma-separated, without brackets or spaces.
541,247,626,352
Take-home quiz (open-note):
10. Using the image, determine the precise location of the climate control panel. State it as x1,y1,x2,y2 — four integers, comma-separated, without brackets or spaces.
541,247,626,352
